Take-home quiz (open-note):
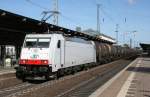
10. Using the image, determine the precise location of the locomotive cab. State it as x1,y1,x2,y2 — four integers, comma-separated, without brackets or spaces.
16,34,64,80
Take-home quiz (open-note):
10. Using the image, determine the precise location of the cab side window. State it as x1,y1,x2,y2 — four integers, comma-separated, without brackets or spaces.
57,40,61,48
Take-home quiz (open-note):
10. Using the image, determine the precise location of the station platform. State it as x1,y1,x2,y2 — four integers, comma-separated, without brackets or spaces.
0,67,15,75
89,57,150,97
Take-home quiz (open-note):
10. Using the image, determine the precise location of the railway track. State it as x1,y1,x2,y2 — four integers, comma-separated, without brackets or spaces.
0,77,16,81
0,83,32,97
0,73,15,80
0,59,133,97
56,60,130,97
0,73,23,90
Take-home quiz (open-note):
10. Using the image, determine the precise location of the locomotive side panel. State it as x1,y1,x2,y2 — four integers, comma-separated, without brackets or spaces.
64,40,96,68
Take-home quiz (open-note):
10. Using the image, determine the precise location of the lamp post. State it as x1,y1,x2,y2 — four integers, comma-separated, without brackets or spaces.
115,24,119,45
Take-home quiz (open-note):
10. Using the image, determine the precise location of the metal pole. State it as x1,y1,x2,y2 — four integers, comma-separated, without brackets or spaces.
1,45,6,67
53,0,59,25
132,31,137,48
123,32,125,45
97,4,101,35
115,24,119,44
130,38,132,48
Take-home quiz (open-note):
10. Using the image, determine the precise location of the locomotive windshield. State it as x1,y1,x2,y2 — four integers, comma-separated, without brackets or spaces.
38,39,50,48
24,38,50,48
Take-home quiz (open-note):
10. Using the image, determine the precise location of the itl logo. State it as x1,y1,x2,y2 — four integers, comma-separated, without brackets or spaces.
30,54,39,59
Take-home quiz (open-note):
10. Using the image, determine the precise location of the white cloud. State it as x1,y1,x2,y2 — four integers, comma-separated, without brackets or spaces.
128,0,136,5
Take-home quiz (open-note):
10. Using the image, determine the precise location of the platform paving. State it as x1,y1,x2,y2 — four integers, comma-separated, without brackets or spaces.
89,57,150,97
0,67,15,75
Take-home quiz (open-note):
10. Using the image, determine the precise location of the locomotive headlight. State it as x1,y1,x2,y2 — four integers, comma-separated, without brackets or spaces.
23,60,26,63
19,59,26,64
42,60,48,65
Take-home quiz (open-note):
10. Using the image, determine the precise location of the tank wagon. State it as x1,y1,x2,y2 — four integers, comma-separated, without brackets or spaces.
15,33,137,80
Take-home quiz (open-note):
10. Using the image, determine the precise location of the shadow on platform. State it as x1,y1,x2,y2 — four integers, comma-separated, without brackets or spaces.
139,90,150,97
143,94,150,97
127,66,150,74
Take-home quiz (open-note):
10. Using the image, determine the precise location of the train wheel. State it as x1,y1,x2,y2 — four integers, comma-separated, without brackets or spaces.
84,65,90,70
56,72,60,79
54,72,59,79
16,71,21,79
16,71,25,80
71,67,78,75
57,69,64,78
22,76,26,82
45,75,50,81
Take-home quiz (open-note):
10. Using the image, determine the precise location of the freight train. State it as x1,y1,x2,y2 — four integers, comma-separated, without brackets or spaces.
15,33,137,80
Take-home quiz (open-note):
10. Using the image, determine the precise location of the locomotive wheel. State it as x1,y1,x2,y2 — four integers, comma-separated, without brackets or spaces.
71,67,78,75
84,65,90,70
45,71,61,80
54,72,59,79
16,71,25,80
45,75,50,81
22,76,26,82
16,71,22,79
57,69,65,78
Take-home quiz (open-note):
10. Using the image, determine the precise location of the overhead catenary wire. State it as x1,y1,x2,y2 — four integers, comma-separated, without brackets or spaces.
60,14,88,30
90,0,119,25
100,7,117,24
25,0,85,30
100,6,124,35
25,0,112,32
25,0,49,10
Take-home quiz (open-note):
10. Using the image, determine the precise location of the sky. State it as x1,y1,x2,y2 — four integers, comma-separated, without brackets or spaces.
0,0,150,46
